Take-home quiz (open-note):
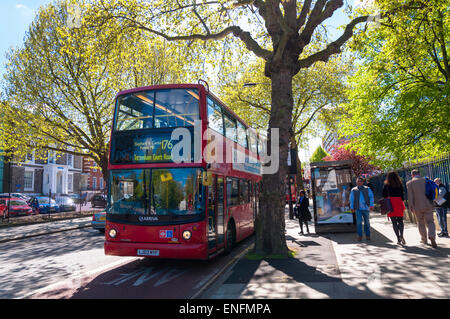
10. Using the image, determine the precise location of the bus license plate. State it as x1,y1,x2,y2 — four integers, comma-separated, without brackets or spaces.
137,249,159,256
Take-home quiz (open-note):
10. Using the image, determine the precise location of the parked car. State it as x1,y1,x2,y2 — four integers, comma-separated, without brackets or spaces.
29,196,60,214
91,194,107,208
69,194,82,205
57,197,77,212
0,198,34,217
10,193,32,202
91,210,106,232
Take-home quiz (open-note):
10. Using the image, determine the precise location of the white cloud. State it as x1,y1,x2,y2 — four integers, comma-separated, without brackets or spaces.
16,4,29,10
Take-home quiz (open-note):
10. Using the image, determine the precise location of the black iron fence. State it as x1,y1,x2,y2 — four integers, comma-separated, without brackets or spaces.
368,154,450,222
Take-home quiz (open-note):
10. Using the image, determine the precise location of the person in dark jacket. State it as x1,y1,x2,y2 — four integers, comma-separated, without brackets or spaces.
296,190,312,235
434,178,448,237
382,171,406,245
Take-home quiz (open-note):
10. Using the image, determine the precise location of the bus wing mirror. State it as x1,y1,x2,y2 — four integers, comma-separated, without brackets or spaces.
202,172,213,186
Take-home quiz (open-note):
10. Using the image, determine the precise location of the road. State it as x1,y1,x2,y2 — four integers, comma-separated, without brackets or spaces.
0,225,251,299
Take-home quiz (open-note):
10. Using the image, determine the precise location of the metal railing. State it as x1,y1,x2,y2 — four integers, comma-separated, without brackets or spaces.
368,154,450,222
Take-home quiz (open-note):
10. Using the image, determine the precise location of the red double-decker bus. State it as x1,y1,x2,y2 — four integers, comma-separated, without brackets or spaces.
104,84,263,259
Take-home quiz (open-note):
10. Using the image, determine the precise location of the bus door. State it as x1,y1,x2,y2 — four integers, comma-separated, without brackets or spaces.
207,178,217,249
207,175,225,249
216,176,224,245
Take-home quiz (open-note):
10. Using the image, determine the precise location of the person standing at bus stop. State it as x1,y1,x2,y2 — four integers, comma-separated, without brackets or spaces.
296,190,312,235
406,170,437,248
382,172,406,245
350,177,375,242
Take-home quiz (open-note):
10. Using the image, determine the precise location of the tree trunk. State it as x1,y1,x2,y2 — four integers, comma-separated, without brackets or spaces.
254,65,294,257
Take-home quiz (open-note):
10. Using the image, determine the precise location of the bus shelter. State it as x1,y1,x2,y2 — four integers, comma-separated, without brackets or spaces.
310,160,356,234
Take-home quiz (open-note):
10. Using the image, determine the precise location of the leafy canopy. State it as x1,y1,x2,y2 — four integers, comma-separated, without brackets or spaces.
339,0,450,169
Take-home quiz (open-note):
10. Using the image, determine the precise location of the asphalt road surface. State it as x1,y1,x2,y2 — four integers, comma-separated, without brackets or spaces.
0,226,252,299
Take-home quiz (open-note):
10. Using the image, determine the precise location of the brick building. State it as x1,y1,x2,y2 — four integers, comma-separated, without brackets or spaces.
82,157,105,192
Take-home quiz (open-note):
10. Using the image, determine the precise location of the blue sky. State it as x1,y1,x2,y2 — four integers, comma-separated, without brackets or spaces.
0,0,51,76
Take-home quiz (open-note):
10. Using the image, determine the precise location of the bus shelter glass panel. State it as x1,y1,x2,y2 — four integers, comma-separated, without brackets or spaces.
313,167,353,224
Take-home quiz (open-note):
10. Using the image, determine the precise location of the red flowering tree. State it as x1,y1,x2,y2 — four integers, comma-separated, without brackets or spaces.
324,141,379,177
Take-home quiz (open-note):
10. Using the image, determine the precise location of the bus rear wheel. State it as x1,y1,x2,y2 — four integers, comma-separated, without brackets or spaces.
224,221,235,255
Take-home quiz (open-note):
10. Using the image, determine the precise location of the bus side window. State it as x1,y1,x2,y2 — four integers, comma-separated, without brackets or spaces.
237,121,248,149
226,178,233,207
223,113,237,143
231,178,239,206
207,98,224,135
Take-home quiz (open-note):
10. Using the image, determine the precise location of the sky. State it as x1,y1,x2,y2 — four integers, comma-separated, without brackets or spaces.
0,0,355,163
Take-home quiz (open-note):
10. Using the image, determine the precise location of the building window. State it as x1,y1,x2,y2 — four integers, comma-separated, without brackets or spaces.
67,153,73,167
93,177,97,190
26,151,35,164
48,151,56,164
24,170,34,191
100,178,103,190
68,174,73,192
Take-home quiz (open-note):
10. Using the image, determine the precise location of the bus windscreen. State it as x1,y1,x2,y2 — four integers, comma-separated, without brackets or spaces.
109,168,204,223
115,89,200,131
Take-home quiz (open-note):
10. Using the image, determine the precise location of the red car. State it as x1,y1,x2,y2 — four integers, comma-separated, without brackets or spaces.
0,197,34,217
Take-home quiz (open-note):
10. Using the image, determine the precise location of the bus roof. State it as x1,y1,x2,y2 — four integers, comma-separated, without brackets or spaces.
115,84,204,99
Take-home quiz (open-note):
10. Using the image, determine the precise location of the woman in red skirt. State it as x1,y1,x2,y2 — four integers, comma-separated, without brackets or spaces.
382,171,406,245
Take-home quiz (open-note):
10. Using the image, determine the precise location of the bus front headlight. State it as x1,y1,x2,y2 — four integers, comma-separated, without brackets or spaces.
182,230,192,240
109,229,117,238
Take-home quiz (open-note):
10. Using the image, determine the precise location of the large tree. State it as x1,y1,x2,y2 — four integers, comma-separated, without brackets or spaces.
218,51,353,188
339,0,450,169
1,0,190,180
89,0,413,256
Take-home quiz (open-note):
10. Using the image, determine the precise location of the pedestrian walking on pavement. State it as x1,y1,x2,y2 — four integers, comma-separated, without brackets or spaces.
406,170,437,248
350,177,375,241
433,178,448,237
296,190,312,235
382,171,406,245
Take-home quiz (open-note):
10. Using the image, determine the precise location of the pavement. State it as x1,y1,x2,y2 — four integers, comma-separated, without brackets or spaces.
203,207,450,299
1,205,449,299
0,217,92,243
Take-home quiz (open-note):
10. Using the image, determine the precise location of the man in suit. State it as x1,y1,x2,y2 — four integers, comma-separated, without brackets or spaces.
406,170,437,248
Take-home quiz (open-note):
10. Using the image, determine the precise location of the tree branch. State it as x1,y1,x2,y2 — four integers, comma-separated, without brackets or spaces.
295,15,369,71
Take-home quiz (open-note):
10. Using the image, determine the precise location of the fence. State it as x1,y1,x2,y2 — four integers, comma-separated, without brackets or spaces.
368,154,450,222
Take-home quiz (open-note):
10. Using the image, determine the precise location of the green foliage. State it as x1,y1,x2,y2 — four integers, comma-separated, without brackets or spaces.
218,52,354,147
0,0,193,174
310,145,329,163
339,0,450,169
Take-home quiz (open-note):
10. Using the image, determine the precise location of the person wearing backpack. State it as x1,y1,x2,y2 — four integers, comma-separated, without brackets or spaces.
434,178,448,237
406,170,437,248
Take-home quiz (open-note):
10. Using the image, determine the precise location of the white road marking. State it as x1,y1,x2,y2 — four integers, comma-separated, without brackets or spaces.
19,257,138,299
